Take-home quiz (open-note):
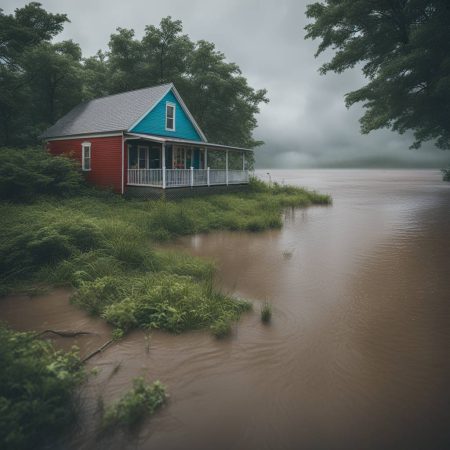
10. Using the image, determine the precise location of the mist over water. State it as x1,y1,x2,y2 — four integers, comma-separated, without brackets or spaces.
1,169,449,449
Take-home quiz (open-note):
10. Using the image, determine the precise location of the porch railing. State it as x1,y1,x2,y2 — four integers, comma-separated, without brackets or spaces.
127,168,249,188
128,169,163,186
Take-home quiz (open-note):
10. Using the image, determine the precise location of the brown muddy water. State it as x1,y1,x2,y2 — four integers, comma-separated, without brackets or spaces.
1,169,450,450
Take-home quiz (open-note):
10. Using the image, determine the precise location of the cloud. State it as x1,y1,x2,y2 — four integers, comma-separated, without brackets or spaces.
3,0,449,167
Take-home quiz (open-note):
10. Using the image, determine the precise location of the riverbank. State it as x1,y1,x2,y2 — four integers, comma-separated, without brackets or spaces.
0,174,330,449
0,178,330,334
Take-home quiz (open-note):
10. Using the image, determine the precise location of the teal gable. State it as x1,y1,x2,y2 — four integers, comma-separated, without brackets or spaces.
130,90,203,141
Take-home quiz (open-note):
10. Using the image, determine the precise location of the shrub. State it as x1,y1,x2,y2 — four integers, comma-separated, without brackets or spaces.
0,325,84,450
0,147,85,201
102,378,166,429
441,168,450,182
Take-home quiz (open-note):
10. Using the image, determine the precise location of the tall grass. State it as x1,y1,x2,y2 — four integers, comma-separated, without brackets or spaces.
0,175,330,334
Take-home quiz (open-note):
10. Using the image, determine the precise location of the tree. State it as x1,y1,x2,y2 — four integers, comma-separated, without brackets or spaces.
142,16,193,85
305,0,450,150
23,40,83,127
0,2,69,146
181,40,268,148
96,17,268,148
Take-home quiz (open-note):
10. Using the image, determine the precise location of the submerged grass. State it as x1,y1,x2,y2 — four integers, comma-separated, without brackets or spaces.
260,301,273,323
0,176,330,335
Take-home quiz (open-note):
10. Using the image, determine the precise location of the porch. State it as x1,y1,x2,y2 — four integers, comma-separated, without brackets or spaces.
125,133,250,189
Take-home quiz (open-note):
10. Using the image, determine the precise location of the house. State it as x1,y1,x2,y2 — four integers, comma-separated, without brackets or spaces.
41,83,251,197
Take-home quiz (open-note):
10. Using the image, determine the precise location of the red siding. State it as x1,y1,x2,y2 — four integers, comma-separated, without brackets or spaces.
47,135,124,193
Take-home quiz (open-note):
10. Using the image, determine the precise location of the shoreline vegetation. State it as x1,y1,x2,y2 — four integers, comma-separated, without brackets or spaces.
0,148,331,449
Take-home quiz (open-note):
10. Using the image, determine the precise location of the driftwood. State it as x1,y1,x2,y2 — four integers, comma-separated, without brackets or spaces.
38,329,95,338
81,339,114,363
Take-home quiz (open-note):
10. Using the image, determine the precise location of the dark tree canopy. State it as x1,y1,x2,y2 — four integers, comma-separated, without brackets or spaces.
305,0,450,150
0,4,267,149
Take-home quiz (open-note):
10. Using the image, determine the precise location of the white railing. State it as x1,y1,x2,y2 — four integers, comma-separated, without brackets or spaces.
127,168,249,188
209,169,227,185
127,169,162,186
228,170,250,184
166,169,191,187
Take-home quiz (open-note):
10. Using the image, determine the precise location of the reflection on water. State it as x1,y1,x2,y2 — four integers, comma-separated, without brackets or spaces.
1,170,449,449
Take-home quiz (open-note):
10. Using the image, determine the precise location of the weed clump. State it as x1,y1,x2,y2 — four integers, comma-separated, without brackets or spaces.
261,301,272,323
102,378,167,429
210,317,232,338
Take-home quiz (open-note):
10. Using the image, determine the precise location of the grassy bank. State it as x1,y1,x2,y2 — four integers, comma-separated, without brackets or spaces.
0,149,331,448
0,149,330,336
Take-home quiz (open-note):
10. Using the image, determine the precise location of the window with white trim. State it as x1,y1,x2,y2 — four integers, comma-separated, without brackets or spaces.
81,142,91,171
166,102,175,131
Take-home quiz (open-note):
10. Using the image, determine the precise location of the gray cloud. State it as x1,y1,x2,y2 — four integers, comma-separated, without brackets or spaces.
3,0,449,168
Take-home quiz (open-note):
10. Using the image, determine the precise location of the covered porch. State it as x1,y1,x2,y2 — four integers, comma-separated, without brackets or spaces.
125,133,250,189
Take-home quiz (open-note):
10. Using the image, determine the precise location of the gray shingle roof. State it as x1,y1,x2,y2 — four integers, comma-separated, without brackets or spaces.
41,83,173,138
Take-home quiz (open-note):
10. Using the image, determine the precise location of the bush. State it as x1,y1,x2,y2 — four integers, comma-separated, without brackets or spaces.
102,378,166,429
441,168,450,182
0,147,85,201
0,325,84,450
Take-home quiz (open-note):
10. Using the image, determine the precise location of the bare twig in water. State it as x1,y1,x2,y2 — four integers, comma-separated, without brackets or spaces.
81,339,114,363
37,329,96,338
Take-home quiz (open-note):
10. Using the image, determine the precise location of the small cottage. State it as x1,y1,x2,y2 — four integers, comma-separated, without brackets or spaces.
42,83,251,196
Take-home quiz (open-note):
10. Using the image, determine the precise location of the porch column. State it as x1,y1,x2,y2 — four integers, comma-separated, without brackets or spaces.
242,151,246,170
225,150,229,186
204,147,208,169
162,143,166,189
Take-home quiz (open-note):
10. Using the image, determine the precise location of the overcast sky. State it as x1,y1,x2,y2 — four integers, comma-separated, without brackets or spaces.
4,0,449,168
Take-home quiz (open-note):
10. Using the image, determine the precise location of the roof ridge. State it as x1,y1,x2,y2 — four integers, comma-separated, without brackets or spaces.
87,82,173,103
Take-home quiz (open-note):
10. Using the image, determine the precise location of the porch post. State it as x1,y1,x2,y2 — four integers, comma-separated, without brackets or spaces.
207,167,210,186
242,151,245,170
204,147,208,169
162,143,166,189
225,150,229,186
190,166,194,187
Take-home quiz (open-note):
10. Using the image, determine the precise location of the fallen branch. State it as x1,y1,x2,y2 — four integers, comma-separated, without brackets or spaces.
81,339,114,363
38,329,95,338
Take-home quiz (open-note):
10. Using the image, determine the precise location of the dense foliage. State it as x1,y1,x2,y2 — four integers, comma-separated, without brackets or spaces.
0,147,84,200
102,378,166,428
0,325,84,450
305,0,450,150
0,3,267,148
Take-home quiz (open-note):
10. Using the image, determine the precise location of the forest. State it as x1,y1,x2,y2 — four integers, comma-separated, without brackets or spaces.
0,2,268,149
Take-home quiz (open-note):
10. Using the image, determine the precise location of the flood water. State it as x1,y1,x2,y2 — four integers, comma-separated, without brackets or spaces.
2,169,450,449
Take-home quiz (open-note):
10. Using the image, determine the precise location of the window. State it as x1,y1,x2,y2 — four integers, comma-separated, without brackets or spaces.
166,102,175,131
82,142,91,171
138,146,148,169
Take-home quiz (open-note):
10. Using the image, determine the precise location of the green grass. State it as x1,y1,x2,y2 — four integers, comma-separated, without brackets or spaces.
0,176,330,335
102,378,167,429
0,324,84,450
